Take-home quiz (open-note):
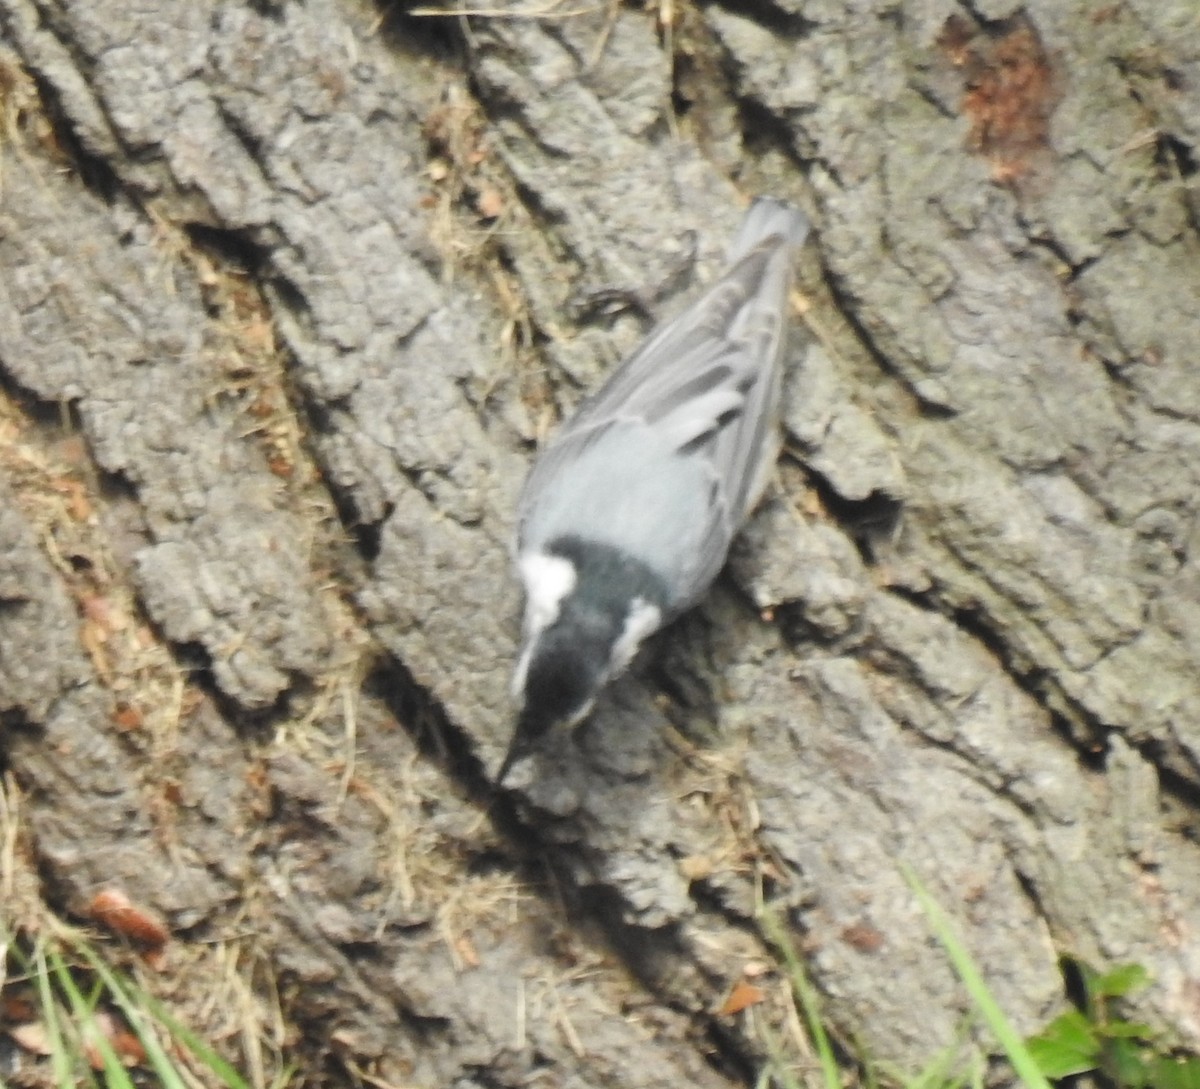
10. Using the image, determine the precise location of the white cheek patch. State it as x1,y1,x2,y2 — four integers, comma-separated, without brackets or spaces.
513,551,578,698
609,598,662,676
519,551,578,634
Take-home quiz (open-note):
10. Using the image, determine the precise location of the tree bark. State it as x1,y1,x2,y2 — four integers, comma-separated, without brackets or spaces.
1,0,1199,1085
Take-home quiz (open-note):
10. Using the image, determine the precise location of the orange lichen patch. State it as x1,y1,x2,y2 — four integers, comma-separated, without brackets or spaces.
938,14,1061,183
111,700,145,731
840,921,886,953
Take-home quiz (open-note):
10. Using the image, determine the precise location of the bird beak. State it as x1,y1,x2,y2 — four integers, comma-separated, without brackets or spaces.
495,728,532,786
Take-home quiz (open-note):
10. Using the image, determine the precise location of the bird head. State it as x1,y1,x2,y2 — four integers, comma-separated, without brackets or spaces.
498,538,666,783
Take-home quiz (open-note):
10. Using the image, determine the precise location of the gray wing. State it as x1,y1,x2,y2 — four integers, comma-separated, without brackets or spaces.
519,199,809,608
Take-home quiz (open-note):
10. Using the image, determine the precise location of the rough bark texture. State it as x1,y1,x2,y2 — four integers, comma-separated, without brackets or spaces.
1,0,1198,1085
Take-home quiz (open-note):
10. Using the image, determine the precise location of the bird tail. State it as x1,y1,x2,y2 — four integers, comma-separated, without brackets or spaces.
726,196,810,264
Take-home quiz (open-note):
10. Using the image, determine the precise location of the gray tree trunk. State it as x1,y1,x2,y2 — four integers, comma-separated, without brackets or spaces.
2,0,1199,1085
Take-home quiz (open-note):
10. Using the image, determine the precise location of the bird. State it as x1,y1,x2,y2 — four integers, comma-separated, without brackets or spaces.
499,197,809,783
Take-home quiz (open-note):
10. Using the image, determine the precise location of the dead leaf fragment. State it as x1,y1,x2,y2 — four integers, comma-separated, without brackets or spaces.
82,1011,148,1070
678,854,714,881
87,888,169,949
718,980,765,1017
9,1020,53,1057
476,185,505,220
454,934,480,969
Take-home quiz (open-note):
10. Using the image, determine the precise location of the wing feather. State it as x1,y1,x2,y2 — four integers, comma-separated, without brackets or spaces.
518,200,809,610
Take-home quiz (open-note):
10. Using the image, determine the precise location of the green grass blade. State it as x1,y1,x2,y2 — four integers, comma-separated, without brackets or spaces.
1146,1055,1200,1089
1093,963,1150,1000
760,908,843,1089
32,939,83,1089
137,987,253,1089
901,865,1053,1089
67,938,189,1089
901,1029,970,1089
47,944,136,1089
756,1013,805,1089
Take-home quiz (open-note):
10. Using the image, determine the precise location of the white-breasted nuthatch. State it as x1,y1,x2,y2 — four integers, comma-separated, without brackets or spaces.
500,197,810,782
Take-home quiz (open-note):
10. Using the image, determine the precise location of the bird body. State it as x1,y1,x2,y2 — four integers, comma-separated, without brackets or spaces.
501,198,809,782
